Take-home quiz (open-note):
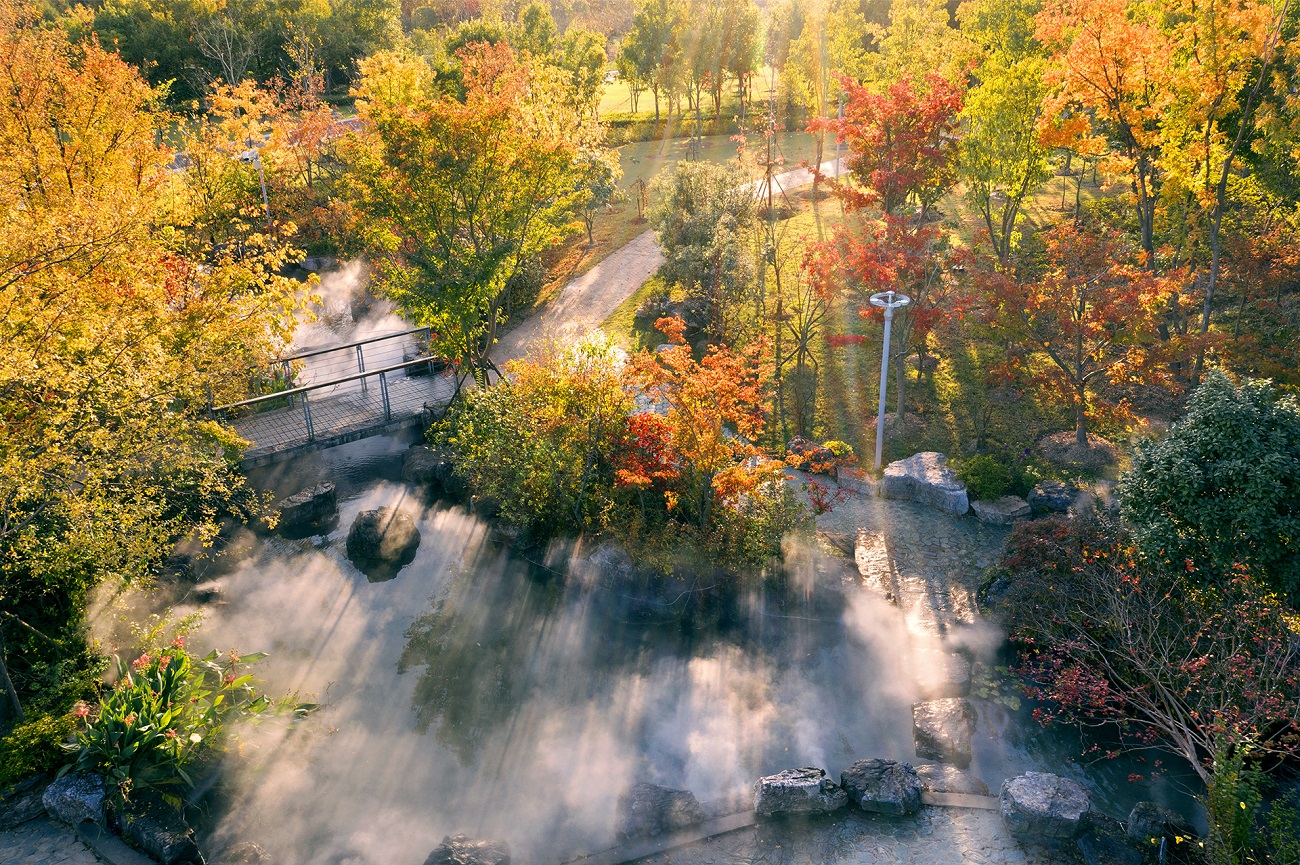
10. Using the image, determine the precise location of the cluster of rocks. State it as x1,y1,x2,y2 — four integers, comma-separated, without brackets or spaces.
8,772,207,864
785,436,837,473
834,450,1095,526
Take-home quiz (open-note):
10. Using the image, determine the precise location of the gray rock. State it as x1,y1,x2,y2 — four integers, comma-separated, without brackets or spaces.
913,764,989,796
120,793,204,865
1126,801,1196,846
0,774,49,830
1078,814,1142,865
753,767,847,817
41,772,105,826
970,495,1032,525
880,453,969,515
403,446,457,493
345,507,421,565
914,651,972,699
1028,480,1077,514
912,698,975,768
616,782,707,839
840,759,921,816
274,482,337,534
1000,772,1090,840
422,834,511,865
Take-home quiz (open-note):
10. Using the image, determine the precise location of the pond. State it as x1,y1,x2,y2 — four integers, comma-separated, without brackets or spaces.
92,432,1203,865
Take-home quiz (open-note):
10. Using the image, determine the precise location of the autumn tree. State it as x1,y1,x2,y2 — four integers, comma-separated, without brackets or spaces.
812,73,964,423
0,0,299,724
982,223,1173,446
346,43,600,383
1036,0,1173,256
622,318,775,533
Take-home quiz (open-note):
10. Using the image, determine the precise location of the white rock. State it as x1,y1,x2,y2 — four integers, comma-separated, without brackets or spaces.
970,495,1032,525
880,453,969,515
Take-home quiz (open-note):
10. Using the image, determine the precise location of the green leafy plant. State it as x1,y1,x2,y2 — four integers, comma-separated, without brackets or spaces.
821,441,856,462
0,714,75,788
969,662,1021,711
69,635,312,807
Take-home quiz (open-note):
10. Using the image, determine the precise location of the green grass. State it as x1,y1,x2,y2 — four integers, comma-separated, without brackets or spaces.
602,274,671,350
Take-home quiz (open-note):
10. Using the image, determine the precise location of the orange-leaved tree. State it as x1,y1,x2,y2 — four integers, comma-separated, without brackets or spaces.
622,317,774,531
981,222,1175,446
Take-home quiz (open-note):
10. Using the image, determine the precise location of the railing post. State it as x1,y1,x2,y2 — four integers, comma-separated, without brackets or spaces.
282,360,294,406
356,344,367,393
379,371,391,422
302,390,315,442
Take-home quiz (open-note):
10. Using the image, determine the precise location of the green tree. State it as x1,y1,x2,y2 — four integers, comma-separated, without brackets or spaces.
347,43,596,383
515,0,556,55
648,159,757,342
1118,371,1300,598
556,24,607,114
624,0,683,121
957,0,1051,265
575,146,623,245
0,0,299,726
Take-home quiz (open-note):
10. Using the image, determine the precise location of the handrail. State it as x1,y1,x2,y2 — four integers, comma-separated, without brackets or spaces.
273,327,431,365
213,355,446,412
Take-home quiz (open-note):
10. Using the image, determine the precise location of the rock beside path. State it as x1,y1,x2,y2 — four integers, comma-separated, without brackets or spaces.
912,699,975,768
273,482,337,534
422,834,511,865
1000,772,1090,840
913,764,989,796
754,768,847,817
880,453,969,516
345,507,420,567
970,495,1031,525
616,783,706,839
120,793,204,865
840,759,921,816
0,775,49,831
41,774,105,826
1027,481,1077,514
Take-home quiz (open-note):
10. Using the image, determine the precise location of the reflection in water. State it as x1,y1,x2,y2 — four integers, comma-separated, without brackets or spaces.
87,435,1201,865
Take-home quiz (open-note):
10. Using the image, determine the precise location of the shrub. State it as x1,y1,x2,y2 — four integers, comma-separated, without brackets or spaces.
1118,371,1300,598
958,454,1012,500
0,714,75,788
822,441,856,462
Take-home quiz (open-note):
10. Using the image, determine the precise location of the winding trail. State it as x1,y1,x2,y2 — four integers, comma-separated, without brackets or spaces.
491,157,845,366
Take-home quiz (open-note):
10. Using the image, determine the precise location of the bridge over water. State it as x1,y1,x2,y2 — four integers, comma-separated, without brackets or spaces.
212,328,457,466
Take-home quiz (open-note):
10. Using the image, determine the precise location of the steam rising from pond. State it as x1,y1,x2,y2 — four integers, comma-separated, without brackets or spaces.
87,436,1202,864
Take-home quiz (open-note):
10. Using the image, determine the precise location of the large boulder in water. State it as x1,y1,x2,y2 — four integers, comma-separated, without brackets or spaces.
274,482,337,534
753,767,847,817
120,792,204,865
912,698,975,768
840,759,921,816
880,453,969,515
1126,801,1197,846
1000,772,1090,840
41,772,105,826
616,782,707,839
346,507,420,566
422,834,510,865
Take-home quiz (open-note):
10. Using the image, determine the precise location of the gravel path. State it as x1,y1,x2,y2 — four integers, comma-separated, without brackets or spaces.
0,817,98,865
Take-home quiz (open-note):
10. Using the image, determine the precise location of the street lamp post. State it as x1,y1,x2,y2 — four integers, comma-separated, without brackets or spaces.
239,143,271,234
869,290,911,470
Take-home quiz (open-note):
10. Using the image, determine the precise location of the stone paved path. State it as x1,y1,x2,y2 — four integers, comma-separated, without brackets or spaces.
0,817,97,865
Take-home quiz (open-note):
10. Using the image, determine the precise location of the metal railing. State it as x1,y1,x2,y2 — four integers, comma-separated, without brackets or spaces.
250,327,436,397
213,355,457,456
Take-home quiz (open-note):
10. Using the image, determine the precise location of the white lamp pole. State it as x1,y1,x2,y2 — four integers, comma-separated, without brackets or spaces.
870,290,910,469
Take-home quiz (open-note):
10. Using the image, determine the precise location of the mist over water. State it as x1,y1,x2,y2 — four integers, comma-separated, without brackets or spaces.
89,434,1202,864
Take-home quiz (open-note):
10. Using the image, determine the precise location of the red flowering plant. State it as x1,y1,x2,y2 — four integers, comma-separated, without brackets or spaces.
990,515,1300,856
67,625,314,809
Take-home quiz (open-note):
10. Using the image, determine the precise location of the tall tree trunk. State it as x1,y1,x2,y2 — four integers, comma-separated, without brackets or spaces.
0,627,24,731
